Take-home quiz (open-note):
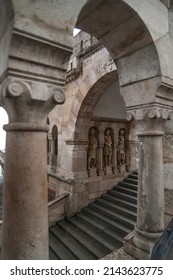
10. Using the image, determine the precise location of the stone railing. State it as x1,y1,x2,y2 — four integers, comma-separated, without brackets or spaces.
48,192,69,226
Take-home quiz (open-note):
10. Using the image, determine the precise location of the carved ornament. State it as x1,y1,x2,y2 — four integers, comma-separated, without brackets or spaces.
126,107,173,121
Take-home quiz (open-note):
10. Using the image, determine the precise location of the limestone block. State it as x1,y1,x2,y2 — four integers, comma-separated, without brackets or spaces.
117,44,160,87
13,0,87,47
73,157,86,172
138,0,168,41
73,182,87,193
165,188,173,215
78,191,89,205
89,191,105,201
164,163,173,190
88,181,101,194
163,136,173,163
102,14,151,60
155,34,173,80
48,201,65,227
120,77,159,108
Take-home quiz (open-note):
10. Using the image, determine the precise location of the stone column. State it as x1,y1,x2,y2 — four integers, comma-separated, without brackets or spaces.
127,140,138,172
111,143,118,174
0,78,65,259
124,107,173,259
48,136,53,166
98,142,104,176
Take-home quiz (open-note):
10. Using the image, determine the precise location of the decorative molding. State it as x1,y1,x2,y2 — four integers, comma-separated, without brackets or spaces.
65,140,89,145
13,28,73,53
92,116,127,123
79,42,103,60
126,106,173,121
66,67,82,84
8,59,66,87
101,55,116,75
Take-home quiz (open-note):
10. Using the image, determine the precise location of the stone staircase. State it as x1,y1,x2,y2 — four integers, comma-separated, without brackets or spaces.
49,171,138,260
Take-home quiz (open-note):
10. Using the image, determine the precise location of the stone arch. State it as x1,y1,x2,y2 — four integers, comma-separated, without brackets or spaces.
76,0,169,86
68,69,123,141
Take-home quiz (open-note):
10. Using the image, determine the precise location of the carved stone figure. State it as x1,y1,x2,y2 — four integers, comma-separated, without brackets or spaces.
87,128,98,169
117,129,126,166
103,129,112,166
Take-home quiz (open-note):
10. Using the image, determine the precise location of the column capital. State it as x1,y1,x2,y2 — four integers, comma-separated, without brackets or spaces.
0,77,65,124
126,106,173,122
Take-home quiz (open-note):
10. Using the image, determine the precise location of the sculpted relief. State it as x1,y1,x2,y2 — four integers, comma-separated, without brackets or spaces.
103,128,113,167
117,128,126,167
87,127,98,170
87,126,127,176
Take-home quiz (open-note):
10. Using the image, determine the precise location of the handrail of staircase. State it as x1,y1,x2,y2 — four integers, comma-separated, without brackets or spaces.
48,192,69,208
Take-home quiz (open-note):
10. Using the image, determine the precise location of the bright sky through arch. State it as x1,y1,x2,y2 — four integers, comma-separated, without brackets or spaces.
73,28,81,36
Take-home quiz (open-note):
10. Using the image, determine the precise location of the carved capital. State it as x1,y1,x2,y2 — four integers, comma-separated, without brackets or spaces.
2,78,31,99
126,106,173,121
52,88,65,104
0,77,66,124
7,80,24,97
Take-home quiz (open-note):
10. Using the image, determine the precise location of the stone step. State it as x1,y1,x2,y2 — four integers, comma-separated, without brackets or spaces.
129,174,138,180
49,170,138,260
102,193,137,212
75,213,123,245
50,225,96,260
49,247,60,260
57,220,110,258
67,217,120,251
96,198,137,221
123,177,138,185
82,207,132,236
113,185,137,197
118,181,138,191
49,231,78,260
89,203,136,229
108,189,137,204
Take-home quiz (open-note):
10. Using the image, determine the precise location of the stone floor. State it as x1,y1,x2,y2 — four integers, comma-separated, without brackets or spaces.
102,247,137,260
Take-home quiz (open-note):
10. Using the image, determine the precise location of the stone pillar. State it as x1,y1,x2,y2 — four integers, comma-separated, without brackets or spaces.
112,143,118,174
0,78,65,259
124,107,173,259
3,123,49,260
48,137,53,166
98,142,104,176
127,141,138,172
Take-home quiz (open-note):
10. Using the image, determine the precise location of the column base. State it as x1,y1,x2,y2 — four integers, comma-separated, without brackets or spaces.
104,165,113,175
88,168,97,177
123,227,163,260
98,170,105,176
118,165,126,173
